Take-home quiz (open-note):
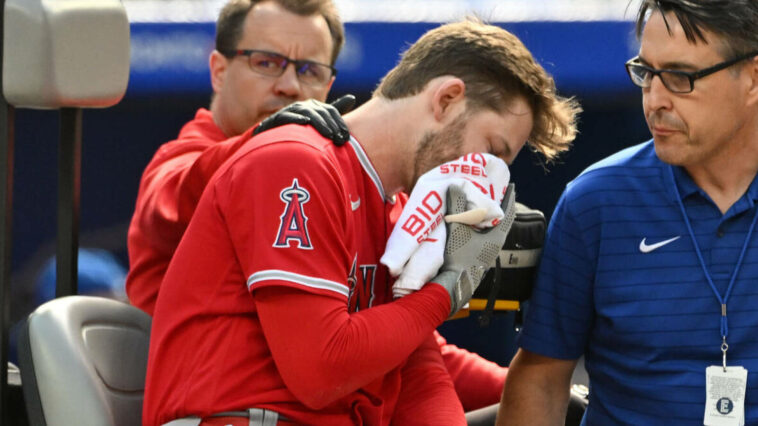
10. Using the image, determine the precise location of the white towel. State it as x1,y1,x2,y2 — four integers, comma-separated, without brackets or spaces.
380,153,510,298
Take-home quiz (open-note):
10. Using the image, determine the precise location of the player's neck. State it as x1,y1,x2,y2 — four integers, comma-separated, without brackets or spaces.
345,97,424,197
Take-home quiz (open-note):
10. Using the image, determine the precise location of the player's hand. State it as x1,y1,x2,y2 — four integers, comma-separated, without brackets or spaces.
430,183,516,317
253,94,356,145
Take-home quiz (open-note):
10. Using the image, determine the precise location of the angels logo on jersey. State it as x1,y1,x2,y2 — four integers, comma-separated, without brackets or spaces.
346,255,377,312
273,178,313,249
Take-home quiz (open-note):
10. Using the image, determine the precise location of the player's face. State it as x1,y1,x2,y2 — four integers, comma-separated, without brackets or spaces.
212,1,335,136
639,11,755,169
410,95,533,189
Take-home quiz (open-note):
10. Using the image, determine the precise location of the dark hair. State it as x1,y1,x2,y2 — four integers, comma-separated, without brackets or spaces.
634,0,758,57
215,0,344,65
375,18,580,162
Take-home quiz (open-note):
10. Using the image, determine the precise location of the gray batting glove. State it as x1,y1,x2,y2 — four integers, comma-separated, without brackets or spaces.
430,183,517,317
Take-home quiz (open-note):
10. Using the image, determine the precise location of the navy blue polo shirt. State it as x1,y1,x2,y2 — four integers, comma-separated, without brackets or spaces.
518,140,758,425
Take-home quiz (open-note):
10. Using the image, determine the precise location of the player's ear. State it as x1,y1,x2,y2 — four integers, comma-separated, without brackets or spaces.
210,50,229,94
431,77,466,123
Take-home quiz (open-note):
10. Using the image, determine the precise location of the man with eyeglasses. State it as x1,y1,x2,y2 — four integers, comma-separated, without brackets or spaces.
498,1,758,424
126,0,348,317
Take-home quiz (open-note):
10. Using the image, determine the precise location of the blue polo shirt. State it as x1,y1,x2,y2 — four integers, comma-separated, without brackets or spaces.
518,140,758,425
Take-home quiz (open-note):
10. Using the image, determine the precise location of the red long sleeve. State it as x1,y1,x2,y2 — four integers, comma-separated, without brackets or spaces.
391,334,466,425
255,283,451,410
435,331,508,411
126,109,254,314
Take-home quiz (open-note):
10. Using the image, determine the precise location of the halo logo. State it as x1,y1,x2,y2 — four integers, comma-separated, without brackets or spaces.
274,179,312,249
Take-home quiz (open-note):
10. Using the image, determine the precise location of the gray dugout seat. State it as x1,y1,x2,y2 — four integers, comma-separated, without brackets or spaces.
18,296,151,426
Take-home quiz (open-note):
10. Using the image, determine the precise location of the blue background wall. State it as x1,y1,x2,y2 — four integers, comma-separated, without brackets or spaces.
10,20,653,365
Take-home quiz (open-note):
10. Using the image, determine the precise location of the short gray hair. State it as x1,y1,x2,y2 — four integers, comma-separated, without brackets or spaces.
634,0,758,58
216,0,344,65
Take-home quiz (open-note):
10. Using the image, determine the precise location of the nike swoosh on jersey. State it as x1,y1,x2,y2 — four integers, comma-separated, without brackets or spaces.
350,197,361,211
639,236,681,253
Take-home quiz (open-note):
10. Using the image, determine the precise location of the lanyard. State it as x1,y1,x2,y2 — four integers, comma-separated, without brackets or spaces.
669,167,758,368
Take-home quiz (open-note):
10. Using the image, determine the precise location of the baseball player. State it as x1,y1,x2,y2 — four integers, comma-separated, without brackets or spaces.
126,0,545,417
144,17,579,426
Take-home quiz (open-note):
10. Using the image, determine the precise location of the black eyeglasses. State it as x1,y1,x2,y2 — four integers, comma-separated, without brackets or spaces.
625,50,758,94
220,49,337,87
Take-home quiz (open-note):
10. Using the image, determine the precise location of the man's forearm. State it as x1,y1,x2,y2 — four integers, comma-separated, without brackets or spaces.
496,349,576,426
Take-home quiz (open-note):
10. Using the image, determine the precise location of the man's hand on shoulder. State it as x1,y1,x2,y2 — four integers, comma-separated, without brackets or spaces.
253,94,356,145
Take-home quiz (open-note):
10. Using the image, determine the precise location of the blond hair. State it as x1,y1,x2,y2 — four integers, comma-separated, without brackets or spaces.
376,19,580,162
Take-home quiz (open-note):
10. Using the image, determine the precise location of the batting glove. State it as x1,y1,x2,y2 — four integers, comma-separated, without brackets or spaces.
431,183,516,317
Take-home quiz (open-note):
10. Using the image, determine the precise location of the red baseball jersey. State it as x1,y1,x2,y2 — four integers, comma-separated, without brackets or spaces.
143,125,458,426
129,109,507,415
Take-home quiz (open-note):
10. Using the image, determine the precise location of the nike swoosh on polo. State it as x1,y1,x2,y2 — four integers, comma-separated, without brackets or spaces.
639,236,681,253
350,197,361,211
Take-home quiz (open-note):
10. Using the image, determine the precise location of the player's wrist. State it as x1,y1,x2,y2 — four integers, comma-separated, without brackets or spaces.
427,272,460,316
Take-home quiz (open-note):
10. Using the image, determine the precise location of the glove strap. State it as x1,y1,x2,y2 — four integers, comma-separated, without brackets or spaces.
478,256,501,327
